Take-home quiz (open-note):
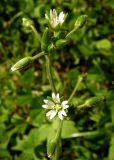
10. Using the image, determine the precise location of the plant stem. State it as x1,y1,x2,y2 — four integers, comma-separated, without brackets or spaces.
52,142,60,160
30,25,41,43
66,130,99,138
66,27,78,39
8,11,23,26
32,51,46,60
52,120,63,160
56,120,63,138
45,55,56,93
68,76,83,102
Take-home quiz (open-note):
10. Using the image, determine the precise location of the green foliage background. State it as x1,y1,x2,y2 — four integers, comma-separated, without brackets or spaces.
0,0,114,159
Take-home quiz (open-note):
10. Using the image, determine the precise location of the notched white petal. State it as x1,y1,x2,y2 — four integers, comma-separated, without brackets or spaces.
63,104,69,109
50,9,53,19
58,109,67,120
50,112,57,119
53,9,57,19
45,14,49,20
58,111,64,120
52,93,60,103
47,101,55,108
56,93,60,102
44,99,48,103
42,104,48,108
52,92,56,100
61,110,67,116
46,110,57,119
61,100,68,107
59,11,65,23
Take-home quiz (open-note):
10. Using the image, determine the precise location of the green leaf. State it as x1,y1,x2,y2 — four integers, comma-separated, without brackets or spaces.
13,124,51,151
74,145,93,160
17,94,32,106
30,109,45,127
21,69,34,88
14,152,34,160
0,148,10,159
94,39,111,51
61,120,78,138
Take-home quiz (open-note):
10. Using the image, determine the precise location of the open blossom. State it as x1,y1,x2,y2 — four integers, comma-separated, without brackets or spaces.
45,9,66,29
42,93,69,120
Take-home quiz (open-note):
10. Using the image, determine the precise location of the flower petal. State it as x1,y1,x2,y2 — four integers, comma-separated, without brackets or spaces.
56,93,60,103
61,110,67,116
45,13,49,20
63,104,69,109
58,11,65,23
52,93,60,103
46,110,57,119
61,100,68,108
44,99,48,103
58,109,67,120
53,9,57,20
42,104,48,109
52,92,56,100
47,100,55,108
50,9,53,19
58,111,64,120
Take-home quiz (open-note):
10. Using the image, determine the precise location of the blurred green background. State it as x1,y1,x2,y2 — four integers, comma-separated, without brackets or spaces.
0,0,114,159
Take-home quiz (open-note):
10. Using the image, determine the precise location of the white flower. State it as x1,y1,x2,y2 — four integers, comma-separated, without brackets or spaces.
42,93,69,120
45,9,66,29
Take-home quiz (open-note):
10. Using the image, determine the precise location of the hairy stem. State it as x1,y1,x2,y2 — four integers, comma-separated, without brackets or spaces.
68,76,83,102
8,11,23,26
32,51,46,60
52,120,63,160
45,55,56,93
66,27,78,39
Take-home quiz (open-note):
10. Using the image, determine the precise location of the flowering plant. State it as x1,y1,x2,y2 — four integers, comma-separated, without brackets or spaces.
11,9,104,160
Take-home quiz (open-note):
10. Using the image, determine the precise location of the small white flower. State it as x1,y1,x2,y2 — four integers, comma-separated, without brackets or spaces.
45,9,66,29
42,93,69,120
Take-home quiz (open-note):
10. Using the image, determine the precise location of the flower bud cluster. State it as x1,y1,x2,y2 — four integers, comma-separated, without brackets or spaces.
11,9,88,72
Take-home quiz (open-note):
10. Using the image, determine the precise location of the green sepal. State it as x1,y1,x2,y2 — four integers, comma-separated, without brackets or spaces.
55,39,67,48
41,27,49,51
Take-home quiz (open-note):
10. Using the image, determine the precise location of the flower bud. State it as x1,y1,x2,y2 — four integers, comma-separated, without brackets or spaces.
78,96,105,109
22,18,33,28
48,43,55,52
55,39,67,48
74,15,88,28
84,96,105,107
11,57,33,72
41,27,49,51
